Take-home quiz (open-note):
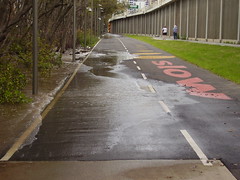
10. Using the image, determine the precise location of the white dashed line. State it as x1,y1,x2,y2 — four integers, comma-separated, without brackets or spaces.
148,85,156,93
136,66,141,71
180,130,213,166
117,38,128,52
158,101,171,113
133,61,137,64
141,73,147,80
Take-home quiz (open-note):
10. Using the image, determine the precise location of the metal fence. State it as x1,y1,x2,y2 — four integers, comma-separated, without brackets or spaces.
110,0,240,43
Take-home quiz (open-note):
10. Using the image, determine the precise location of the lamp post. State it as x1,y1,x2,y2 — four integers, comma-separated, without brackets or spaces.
84,0,87,49
72,0,76,62
91,0,93,45
32,0,38,95
98,4,102,37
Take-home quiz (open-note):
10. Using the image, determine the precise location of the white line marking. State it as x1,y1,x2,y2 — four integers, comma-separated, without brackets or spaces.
180,130,213,166
148,85,156,93
158,101,171,113
133,61,137,64
141,73,147,80
137,66,141,71
117,38,128,52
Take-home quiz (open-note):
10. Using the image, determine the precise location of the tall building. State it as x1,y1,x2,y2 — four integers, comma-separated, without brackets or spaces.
129,0,137,6
120,0,158,9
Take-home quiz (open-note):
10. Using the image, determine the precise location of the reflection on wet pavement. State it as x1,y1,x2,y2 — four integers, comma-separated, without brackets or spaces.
10,35,195,161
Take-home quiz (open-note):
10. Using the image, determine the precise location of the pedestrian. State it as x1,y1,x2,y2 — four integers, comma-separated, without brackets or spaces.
162,26,167,40
173,25,178,40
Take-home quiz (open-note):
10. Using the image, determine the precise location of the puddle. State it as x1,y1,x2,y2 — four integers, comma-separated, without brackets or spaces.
86,50,137,78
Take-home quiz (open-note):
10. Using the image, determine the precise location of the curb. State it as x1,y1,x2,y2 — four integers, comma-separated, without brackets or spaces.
0,39,102,161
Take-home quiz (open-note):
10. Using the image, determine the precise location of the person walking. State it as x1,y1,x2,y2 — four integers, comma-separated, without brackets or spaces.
162,26,167,40
173,25,178,39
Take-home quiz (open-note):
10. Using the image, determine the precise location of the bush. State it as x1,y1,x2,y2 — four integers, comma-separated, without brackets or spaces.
10,39,62,77
0,63,30,104
77,29,99,48
0,38,62,104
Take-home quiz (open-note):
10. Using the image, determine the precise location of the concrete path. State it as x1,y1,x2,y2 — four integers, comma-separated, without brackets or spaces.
0,160,236,180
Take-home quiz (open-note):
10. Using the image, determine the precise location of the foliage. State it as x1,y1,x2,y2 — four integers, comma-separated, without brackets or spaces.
0,37,62,104
127,35,240,84
77,30,99,48
0,0,119,104
0,62,30,104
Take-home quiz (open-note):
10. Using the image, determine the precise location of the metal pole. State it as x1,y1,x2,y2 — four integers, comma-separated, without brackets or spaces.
84,0,87,49
72,0,76,62
205,0,209,41
238,0,240,42
169,5,171,38
91,0,93,44
157,9,160,36
174,1,176,26
180,0,182,37
186,0,189,39
195,0,198,40
219,0,223,42
32,0,38,95
94,6,96,36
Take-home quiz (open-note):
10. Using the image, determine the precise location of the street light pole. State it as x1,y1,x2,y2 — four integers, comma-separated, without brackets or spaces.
91,0,93,45
84,0,87,49
32,0,38,95
72,0,76,62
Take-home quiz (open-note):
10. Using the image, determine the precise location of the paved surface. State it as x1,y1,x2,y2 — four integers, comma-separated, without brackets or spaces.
0,34,239,179
0,160,236,180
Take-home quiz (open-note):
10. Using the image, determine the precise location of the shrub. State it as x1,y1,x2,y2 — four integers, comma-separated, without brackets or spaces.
0,62,30,104
0,38,62,104
77,29,99,48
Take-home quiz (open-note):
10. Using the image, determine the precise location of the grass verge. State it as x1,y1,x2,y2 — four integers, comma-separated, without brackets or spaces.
127,35,240,84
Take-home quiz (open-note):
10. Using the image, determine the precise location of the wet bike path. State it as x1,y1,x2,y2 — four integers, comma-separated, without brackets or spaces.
0,34,238,179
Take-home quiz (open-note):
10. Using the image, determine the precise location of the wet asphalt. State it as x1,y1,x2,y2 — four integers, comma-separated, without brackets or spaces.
10,34,240,178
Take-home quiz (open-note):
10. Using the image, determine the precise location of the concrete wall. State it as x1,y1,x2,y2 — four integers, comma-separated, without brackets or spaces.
110,0,240,43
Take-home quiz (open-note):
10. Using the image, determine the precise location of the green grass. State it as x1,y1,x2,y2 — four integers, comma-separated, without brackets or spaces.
127,35,240,84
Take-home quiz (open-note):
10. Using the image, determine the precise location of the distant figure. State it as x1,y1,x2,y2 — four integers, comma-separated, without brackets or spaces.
162,26,168,40
173,25,178,39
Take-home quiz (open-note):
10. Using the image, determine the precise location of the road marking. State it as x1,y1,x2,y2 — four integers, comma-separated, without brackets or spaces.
151,60,232,100
135,56,175,59
141,73,147,80
0,40,103,162
0,116,42,161
180,130,213,166
136,66,141,71
117,38,128,52
158,101,171,113
148,85,156,93
133,61,137,64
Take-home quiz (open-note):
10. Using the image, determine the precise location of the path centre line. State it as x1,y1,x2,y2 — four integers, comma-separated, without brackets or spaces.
117,38,128,52
0,39,102,162
148,85,156,93
141,73,147,80
158,101,171,113
133,61,137,64
136,66,141,71
180,130,213,166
